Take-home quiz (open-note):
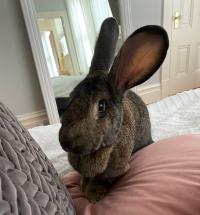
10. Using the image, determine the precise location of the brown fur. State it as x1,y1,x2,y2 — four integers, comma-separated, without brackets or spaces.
68,145,114,178
59,18,169,203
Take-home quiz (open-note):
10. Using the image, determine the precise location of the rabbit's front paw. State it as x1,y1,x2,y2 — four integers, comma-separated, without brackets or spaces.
85,183,108,203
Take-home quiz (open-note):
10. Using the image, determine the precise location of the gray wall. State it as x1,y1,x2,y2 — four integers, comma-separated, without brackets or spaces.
131,0,163,29
130,0,163,85
0,0,45,115
109,0,121,24
34,0,66,13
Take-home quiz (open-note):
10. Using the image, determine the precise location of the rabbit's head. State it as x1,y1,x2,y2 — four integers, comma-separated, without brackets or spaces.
59,18,169,155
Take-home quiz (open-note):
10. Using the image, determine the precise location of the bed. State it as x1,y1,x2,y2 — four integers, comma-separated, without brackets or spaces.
28,88,200,175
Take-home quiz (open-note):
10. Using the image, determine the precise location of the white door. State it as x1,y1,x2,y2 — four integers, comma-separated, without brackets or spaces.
169,0,200,95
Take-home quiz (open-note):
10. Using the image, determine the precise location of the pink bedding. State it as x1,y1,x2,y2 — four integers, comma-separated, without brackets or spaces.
62,135,200,215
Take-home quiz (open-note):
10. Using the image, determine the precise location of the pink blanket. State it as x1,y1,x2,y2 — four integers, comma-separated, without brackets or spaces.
62,135,200,215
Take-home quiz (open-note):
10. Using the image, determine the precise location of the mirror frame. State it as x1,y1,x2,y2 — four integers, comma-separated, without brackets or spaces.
20,0,134,124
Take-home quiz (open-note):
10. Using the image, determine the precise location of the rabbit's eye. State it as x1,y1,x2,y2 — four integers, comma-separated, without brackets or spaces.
98,99,107,117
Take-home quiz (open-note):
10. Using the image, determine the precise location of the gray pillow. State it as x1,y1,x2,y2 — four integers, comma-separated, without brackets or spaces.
0,102,75,215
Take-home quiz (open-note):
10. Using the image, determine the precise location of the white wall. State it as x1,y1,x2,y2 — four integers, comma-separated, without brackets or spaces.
0,0,45,115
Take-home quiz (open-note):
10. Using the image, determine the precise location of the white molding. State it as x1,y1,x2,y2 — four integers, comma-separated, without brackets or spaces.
20,0,60,124
17,110,48,129
161,0,173,98
137,83,161,104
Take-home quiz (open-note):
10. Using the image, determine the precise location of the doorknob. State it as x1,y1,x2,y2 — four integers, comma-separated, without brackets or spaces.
173,11,181,29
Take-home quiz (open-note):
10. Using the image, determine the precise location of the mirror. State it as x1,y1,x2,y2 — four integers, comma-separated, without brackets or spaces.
33,0,122,119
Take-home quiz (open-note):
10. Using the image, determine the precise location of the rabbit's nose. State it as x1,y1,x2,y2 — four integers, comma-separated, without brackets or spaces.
59,137,72,152
59,126,84,151
60,137,86,154
61,140,82,153
59,126,73,151
71,144,84,154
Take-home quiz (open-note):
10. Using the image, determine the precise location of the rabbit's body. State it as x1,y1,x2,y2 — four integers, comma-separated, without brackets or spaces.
68,90,152,178
59,18,169,202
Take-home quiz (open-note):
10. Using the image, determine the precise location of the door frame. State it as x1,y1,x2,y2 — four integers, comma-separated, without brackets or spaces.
162,0,173,98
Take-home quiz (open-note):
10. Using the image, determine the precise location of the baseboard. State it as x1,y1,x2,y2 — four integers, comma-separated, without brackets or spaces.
137,83,161,104
17,110,49,129
161,79,170,98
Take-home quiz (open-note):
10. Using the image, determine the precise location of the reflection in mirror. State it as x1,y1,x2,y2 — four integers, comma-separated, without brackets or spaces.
34,0,122,118
38,17,75,77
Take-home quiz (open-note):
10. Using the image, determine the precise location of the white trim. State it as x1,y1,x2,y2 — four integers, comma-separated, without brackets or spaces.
137,84,161,104
17,110,48,129
162,0,173,98
20,0,60,124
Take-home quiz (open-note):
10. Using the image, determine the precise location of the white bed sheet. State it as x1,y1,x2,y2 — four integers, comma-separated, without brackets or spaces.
148,88,200,141
29,88,200,175
28,123,71,175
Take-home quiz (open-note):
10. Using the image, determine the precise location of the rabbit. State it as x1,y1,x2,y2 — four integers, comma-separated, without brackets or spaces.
59,17,169,203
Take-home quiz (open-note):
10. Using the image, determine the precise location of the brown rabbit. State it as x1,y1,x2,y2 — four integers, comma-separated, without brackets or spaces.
59,17,169,203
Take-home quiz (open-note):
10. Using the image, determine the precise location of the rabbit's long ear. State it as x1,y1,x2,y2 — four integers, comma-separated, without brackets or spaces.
89,17,119,73
109,25,169,94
